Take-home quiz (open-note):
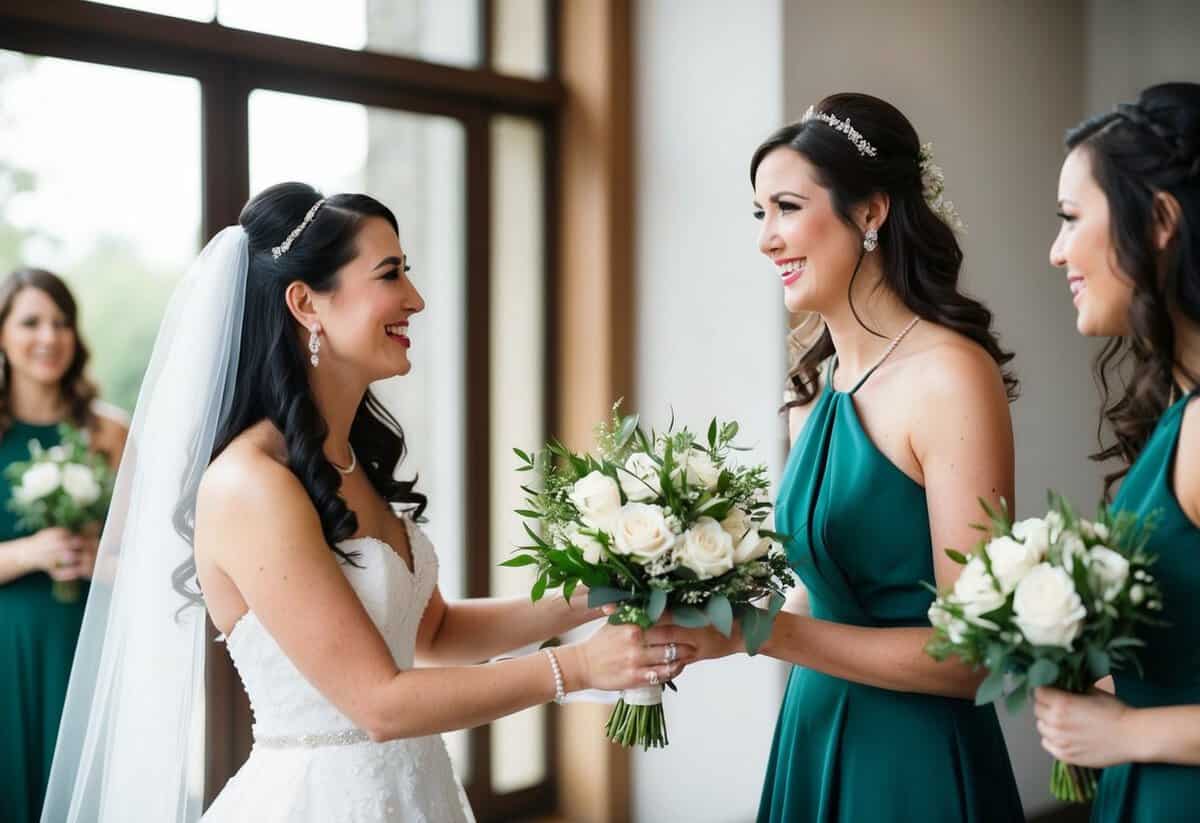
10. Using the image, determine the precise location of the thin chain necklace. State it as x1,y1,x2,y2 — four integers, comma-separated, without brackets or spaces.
330,444,357,476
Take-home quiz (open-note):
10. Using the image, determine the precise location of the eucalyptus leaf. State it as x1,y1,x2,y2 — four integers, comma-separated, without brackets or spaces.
705,594,734,637
588,586,632,608
974,667,1006,706
671,607,710,629
1086,648,1112,679
1027,658,1060,689
647,589,668,623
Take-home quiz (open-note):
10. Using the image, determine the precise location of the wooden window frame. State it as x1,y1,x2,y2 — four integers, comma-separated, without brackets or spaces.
0,1,575,819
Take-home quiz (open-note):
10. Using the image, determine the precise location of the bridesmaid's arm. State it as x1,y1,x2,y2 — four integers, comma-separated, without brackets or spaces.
414,586,602,666
649,345,1013,700
1035,688,1200,767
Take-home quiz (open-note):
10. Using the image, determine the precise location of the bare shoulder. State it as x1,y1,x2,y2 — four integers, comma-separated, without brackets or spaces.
904,326,1013,460
1175,394,1200,528
911,327,1008,404
89,402,130,465
195,423,318,562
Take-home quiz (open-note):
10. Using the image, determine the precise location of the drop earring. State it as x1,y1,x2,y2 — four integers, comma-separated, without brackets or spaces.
863,228,878,253
308,328,321,367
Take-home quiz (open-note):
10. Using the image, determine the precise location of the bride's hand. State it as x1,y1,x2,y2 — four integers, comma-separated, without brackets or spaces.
562,623,697,692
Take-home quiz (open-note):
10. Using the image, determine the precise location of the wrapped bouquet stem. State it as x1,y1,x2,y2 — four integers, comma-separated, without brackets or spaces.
506,405,794,750
926,493,1163,803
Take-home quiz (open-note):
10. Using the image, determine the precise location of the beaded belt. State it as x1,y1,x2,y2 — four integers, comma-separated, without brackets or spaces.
253,728,371,749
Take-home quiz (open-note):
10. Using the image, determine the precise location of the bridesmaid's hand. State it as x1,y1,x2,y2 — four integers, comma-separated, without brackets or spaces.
1034,686,1139,768
642,616,743,663
20,527,85,580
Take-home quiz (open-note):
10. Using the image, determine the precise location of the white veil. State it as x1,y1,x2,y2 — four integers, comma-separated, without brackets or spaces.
41,226,249,823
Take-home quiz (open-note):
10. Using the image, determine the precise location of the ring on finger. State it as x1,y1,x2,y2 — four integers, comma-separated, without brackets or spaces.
664,642,678,664
647,669,659,686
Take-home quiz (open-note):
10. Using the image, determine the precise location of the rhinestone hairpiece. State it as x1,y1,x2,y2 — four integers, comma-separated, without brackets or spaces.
271,198,326,260
802,106,878,158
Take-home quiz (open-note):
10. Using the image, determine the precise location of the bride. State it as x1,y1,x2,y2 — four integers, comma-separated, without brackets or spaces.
41,182,693,822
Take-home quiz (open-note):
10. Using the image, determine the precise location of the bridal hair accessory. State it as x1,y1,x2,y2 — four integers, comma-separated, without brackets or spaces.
272,198,326,260
918,142,966,233
802,105,878,157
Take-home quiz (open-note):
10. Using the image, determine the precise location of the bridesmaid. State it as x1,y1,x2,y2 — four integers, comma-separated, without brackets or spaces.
0,268,127,823
649,93,1024,821
1035,82,1200,822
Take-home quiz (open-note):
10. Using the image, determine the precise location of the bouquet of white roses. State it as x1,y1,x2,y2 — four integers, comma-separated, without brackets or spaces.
506,405,795,750
6,423,115,603
925,493,1163,803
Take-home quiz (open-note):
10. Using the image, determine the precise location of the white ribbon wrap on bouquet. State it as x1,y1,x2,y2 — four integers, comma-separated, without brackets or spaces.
620,684,664,706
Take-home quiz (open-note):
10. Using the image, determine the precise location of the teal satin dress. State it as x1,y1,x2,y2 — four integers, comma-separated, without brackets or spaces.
758,361,1023,822
0,420,88,823
1092,389,1200,822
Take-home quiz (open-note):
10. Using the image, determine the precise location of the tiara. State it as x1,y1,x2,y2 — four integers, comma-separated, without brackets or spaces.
802,106,878,157
271,198,326,260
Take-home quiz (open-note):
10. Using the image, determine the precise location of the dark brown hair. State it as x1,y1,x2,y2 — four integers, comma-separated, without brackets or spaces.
0,268,98,435
1065,83,1200,498
751,93,1017,407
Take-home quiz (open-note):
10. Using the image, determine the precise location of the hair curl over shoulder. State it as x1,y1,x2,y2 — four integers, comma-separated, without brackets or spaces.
1065,83,1200,498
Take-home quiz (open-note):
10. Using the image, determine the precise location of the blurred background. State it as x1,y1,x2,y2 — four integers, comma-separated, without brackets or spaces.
1,0,1197,821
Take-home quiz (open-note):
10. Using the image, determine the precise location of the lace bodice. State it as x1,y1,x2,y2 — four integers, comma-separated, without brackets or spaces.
224,519,436,739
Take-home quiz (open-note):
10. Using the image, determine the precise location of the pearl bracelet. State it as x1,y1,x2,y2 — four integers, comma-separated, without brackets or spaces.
542,647,566,705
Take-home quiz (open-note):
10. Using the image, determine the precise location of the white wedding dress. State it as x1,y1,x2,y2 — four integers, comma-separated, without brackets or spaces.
202,518,475,822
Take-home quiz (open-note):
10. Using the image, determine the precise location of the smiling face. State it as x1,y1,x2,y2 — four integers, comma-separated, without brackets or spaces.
753,147,864,315
0,286,78,389
308,216,425,382
1050,147,1134,337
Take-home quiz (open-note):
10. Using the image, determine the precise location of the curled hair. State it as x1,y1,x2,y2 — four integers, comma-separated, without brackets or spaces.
0,268,98,435
172,182,426,602
751,93,1017,407
1065,83,1200,498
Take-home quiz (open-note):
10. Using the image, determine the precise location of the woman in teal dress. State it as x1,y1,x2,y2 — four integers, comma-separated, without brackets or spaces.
649,93,1024,821
0,268,127,823
1035,83,1200,821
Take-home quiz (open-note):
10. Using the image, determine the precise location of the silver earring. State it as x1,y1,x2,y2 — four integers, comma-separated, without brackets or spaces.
863,228,878,252
308,328,321,367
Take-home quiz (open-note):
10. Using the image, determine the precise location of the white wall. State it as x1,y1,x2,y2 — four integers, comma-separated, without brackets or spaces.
633,1,786,821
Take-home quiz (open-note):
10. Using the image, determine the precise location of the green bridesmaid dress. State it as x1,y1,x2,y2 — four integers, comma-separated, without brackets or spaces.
758,359,1023,823
0,420,88,823
1091,389,1200,822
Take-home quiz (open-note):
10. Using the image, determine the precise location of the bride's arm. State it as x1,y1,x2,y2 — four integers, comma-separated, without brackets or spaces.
414,588,600,666
196,452,689,742
648,347,1012,700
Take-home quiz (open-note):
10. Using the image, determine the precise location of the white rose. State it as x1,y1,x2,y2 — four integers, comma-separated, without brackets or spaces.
985,535,1042,594
61,463,102,506
733,529,773,564
19,462,62,501
682,451,722,491
1012,563,1087,648
1087,546,1129,602
1080,519,1109,542
47,445,67,463
721,508,752,543
1092,522,1110,542
952,556,1005,627
611,503,676,564
568,530,606,565
570,471,622,530
928,600,954,632
1057,532,1088,571
618,452,661,502
676,517,735,580
1011,518,1051,559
